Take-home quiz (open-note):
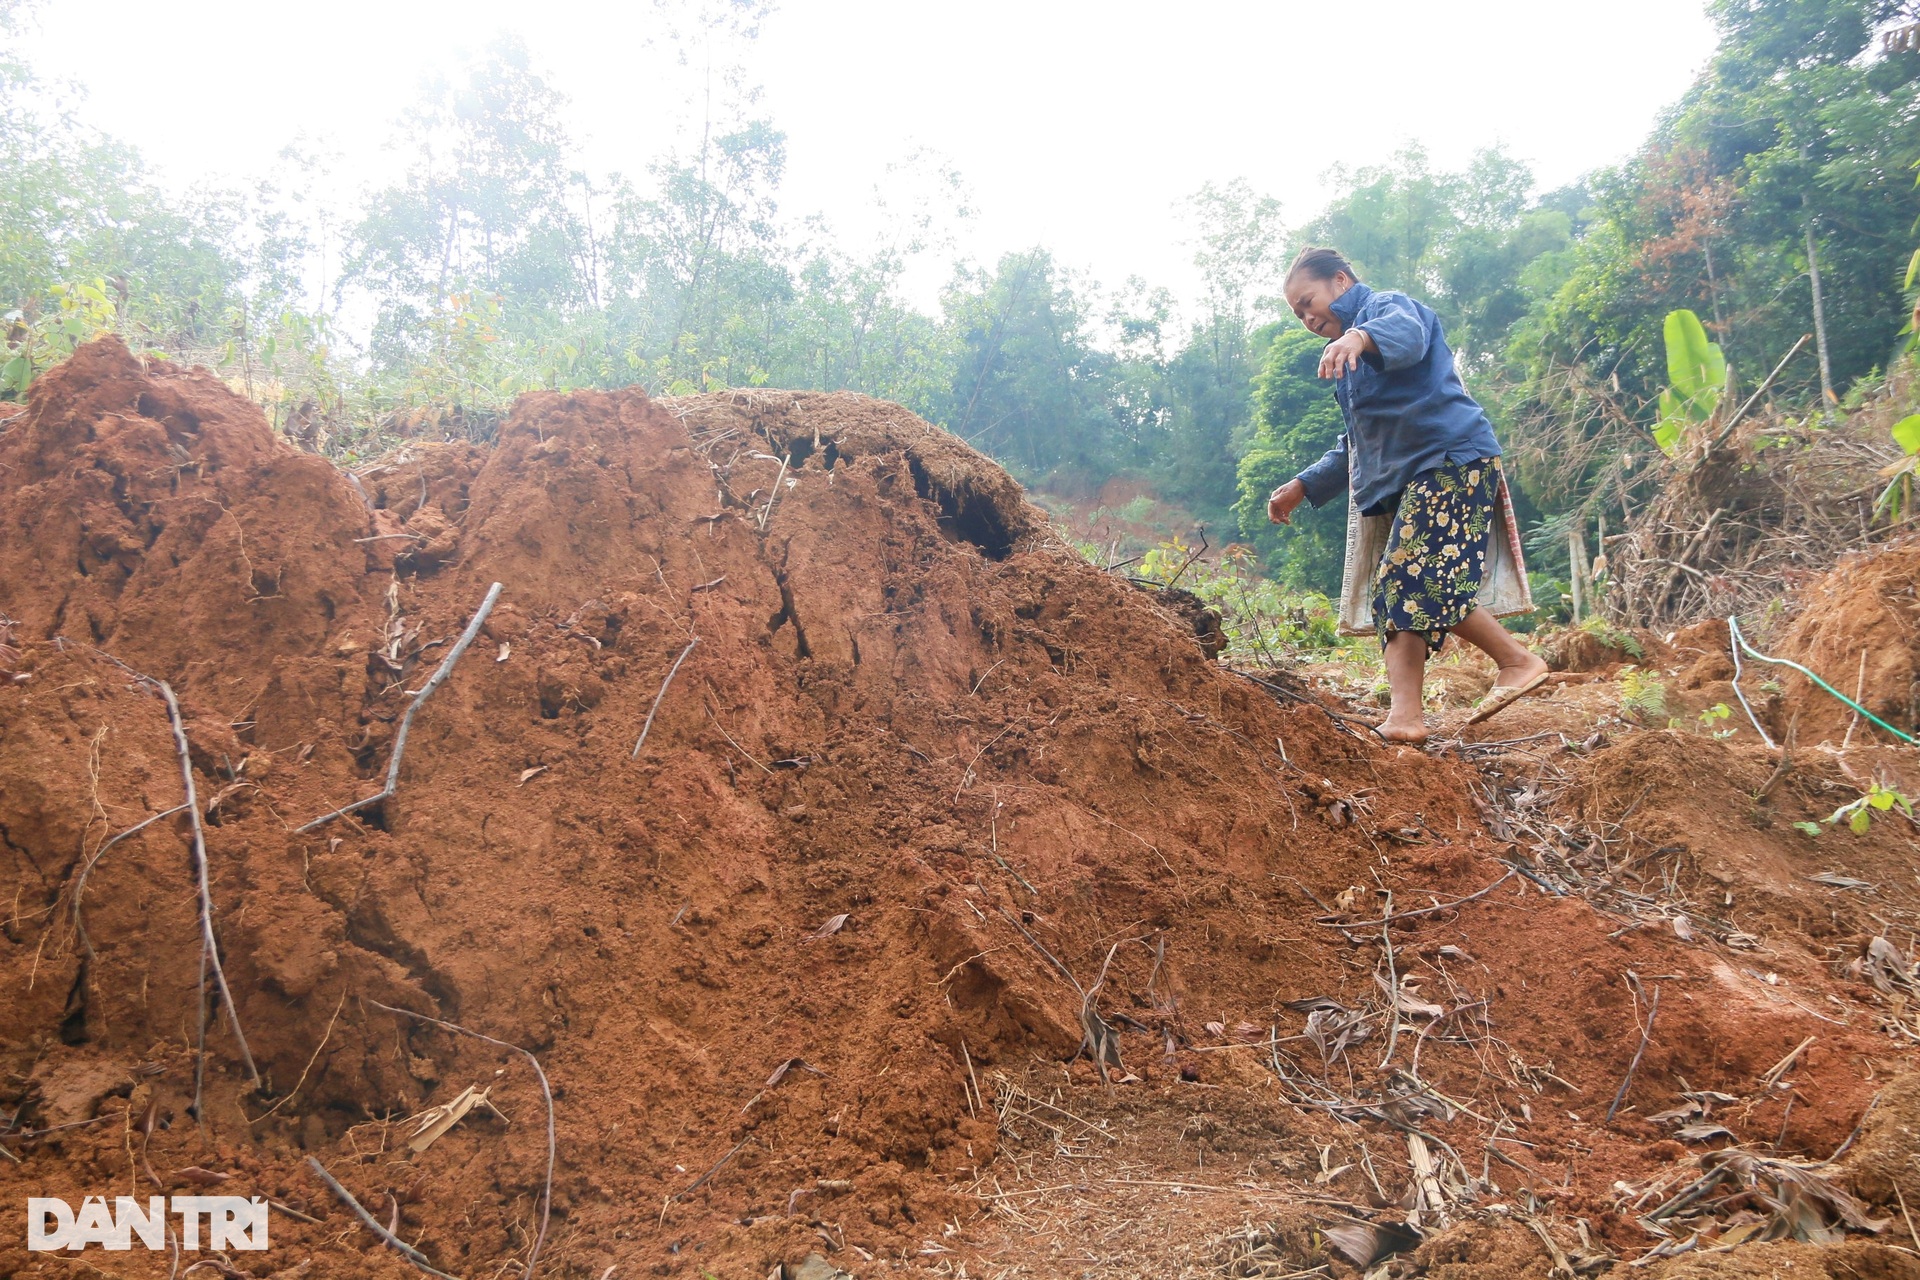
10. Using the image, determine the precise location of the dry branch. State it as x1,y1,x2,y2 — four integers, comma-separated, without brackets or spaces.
632,636,699,759
299,581,502,832
160,681,262,1113
304,1156,463,1280
1318,869,1519,930
1606,981,1660,1125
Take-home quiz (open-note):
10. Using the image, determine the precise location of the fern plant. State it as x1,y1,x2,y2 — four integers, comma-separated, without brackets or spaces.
1619,669,1669,721
1580,616,1643,659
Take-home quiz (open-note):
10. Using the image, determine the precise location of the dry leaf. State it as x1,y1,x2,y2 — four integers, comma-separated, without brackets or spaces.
766,1057,825,1088
1322,1221,1420,1267
517,765,548,785
1203,1020,1226,1037
1232,1021,1264,1041
806,913,849,940
406,1085,490,1154
1313,1144,1353,1184
1671,915,1695,942
1675,1122,1735,1143
1858,937,1917,994
1332,885,1371,914
1303,1007,1372,1064
1377,972,1445,1018
1396,991,1446,1019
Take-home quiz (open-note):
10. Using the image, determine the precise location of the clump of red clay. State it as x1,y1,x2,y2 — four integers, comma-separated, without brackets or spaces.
1767,534,1920,747
0,339,1907,1278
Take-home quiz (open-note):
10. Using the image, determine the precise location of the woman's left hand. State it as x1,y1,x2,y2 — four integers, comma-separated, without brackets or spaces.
1318,329,1369,379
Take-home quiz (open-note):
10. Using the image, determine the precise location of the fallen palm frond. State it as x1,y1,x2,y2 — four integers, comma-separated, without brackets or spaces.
1637,1148,1888,1248
1321,1219,1422,1269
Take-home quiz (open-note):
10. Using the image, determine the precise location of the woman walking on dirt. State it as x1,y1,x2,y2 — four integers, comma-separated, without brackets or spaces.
1266,247,1548,745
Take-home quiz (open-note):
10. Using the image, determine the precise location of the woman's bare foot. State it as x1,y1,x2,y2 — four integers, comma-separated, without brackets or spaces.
1375,713,1430,745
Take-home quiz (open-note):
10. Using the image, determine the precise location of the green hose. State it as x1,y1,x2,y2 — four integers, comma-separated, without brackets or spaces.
1727,615,1917,746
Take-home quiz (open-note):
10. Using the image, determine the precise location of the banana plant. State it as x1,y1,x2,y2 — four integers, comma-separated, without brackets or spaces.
1653,308,1732,455
1872,413,1920,523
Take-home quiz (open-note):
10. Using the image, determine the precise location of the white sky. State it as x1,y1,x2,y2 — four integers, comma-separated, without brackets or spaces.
16,0,1720,319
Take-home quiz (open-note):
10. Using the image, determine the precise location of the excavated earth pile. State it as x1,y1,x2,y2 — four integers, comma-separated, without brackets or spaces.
1769,535,1920,748
0,339,1914,1279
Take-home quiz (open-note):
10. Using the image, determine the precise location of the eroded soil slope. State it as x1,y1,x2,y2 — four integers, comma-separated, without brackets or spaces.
0,340,1912,1279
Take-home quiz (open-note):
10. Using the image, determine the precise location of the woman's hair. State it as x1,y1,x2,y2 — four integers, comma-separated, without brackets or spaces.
1286,246,1359,286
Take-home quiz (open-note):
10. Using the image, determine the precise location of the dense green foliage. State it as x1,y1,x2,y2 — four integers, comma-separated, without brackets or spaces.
2,0,1916,584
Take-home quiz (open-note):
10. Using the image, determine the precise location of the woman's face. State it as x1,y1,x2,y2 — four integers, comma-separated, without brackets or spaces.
1285,270,1355,339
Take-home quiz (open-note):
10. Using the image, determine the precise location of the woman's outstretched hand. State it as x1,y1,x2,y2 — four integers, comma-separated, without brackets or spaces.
1317,329,1370,379
1267,478,1307,525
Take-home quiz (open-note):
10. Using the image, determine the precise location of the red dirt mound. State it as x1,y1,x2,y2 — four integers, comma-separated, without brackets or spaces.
1768,536,1920,747
0,340,1905,1279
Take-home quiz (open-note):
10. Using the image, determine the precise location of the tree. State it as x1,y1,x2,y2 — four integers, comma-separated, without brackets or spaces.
940,250,1130,481
1234,325,1349,593
0,2,248,392
344,37,590,374
1511,0,1920,438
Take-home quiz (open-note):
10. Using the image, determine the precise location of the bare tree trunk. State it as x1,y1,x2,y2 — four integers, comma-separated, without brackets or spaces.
1804,221,1834,404
1703,240,1727,346
1568,529,1584,624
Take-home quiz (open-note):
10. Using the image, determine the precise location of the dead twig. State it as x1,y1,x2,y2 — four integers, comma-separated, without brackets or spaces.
1379,891,1402,1069
1320,869,1518,929
994,908,1130,1083
676,1135,752,1200
631,636,699,760
368,1000,552,1279
1760,1034,1817,1091
701,694,771,773
72,803,189,962
299,582,503,831
757,453,791,531
160,682,262,1114
1710,334,1810,451
248,990,347,1123
1607,979,1661,1125
304,1156,462,1280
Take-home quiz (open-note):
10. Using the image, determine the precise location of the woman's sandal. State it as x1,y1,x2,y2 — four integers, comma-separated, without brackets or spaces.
1462,670,1551,726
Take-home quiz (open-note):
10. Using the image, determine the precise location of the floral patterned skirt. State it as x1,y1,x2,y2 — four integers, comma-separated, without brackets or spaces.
1372,458,1500,654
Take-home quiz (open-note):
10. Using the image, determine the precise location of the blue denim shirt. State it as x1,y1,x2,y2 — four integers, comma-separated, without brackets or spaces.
1293,282,1502,516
